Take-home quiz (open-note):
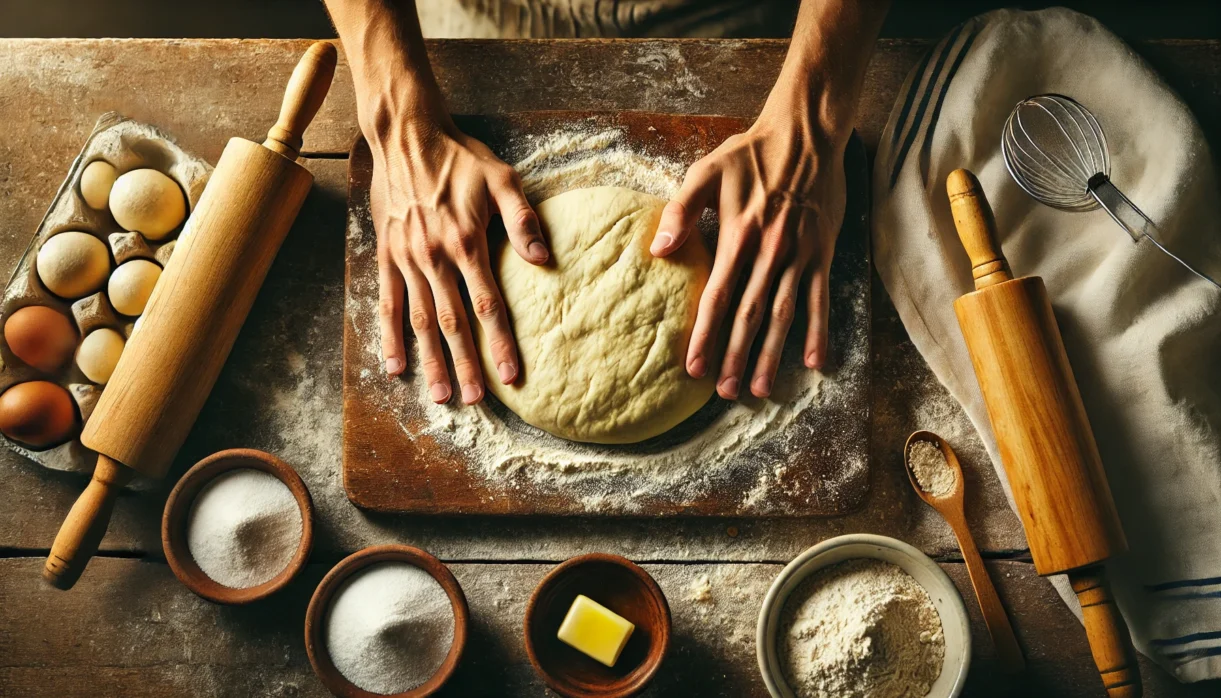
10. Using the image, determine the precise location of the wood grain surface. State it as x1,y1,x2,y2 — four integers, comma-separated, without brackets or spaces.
342,112,871,517
0,37,1219,697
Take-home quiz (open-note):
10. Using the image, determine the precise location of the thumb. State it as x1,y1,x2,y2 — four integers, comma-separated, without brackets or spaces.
488,167,548,265
652,161,718,257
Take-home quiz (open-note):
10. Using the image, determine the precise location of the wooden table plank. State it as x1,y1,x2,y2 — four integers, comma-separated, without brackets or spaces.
0,557,1211,697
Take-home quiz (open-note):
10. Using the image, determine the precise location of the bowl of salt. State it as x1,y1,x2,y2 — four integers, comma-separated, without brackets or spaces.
162,448,314,604
305,545,469,697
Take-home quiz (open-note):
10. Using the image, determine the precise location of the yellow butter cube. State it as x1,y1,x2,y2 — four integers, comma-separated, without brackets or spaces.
556,594,635,667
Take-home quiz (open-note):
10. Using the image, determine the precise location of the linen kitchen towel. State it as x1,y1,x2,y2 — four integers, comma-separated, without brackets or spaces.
873,7,1221,682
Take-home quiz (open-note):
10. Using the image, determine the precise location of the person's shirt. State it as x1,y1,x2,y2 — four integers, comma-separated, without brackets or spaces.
417,0,798,38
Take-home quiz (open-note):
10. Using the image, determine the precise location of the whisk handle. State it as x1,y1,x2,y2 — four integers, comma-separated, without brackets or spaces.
948,169,1012,289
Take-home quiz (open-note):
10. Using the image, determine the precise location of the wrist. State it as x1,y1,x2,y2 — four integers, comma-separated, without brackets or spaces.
355,75,452,148
759,73,856,151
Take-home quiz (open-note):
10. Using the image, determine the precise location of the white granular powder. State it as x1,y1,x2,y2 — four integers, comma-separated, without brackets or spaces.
325,562,455,694
908,440,957,498
186,468,303,589
780,559,945,698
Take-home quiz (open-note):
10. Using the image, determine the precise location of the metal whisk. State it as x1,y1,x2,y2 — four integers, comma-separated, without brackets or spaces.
1002,94,1219,289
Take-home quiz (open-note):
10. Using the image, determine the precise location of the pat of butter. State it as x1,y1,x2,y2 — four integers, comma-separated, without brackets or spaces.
556,594,635,667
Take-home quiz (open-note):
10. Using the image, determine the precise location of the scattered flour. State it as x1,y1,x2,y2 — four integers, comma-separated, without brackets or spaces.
780,559,945,698
345,125,868,514
908,440,956,498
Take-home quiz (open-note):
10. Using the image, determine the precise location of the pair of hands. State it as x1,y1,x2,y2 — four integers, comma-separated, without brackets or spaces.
370,97,847,406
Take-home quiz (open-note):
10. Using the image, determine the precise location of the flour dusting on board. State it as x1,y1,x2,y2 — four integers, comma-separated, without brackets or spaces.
346,126,867,513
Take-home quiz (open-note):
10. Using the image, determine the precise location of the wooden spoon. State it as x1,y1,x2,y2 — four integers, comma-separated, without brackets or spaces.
905,430,1026,673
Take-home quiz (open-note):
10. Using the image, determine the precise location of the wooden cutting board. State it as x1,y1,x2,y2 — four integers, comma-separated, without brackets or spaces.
343,111,871,516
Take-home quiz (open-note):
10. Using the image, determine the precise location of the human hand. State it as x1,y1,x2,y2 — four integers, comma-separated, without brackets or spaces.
651,96,848,400
368,117,549,404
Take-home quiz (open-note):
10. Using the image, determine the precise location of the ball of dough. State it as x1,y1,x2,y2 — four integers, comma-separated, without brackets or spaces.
4,305,78,373
477,186,715,444
36,231,111,299
109,168,186,240
79,160,118,210
108,259,162,316
76,328,125,384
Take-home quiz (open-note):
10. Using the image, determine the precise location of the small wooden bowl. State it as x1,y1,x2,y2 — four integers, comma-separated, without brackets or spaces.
524,553,671,698
162,448,314,605
305,545,469,698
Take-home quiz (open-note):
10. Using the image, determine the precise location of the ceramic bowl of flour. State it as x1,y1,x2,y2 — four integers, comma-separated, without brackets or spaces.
756,534,971,698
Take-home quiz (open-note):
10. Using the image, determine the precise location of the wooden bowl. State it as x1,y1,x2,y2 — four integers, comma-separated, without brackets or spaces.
524,553,671,698
162,448,313,604
304,545,469,698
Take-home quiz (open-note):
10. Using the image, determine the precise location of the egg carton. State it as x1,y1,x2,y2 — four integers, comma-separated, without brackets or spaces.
0,112,212,474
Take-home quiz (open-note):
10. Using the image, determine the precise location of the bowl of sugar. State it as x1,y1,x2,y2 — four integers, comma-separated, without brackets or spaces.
757,534,971,698
305,545,468,698
162,448,314,604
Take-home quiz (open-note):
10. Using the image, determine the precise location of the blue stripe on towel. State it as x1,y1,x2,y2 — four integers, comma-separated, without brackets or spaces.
1146,576,1221,592
1159,645,1221,663
1150,630,1221,647
886,23,967,188
916,26,982,178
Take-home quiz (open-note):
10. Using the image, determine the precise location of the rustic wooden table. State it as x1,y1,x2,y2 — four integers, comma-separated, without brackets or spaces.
0,37,1219,697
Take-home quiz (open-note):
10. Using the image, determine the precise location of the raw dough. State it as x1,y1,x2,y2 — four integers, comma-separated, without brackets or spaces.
36,231,111,299
478,186,714,444
109,168,186,240
76,328,125,384
108,259,162,316
79,160,118,210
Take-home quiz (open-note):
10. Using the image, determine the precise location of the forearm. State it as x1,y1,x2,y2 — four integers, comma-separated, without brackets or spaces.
322,0,451,140
767,0,890,145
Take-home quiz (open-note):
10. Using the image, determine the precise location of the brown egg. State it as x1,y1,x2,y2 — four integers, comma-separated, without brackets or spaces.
0,381,78,448
4,306,78,373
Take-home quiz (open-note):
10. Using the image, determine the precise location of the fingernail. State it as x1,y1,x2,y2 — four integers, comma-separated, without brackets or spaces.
528,241,549,262
719,376,740,399
497,361,516,384
805,352,821,369
461,383,482,404
688,355,706,378
753,375,772,397
651,232,674,255
429,381,450,403
385,358,404,375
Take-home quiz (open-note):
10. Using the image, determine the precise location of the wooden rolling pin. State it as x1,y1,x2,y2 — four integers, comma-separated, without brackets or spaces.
947,169,1140,697
43,41,338,590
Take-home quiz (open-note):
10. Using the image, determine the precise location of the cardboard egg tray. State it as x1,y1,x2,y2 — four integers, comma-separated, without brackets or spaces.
0,112,212,473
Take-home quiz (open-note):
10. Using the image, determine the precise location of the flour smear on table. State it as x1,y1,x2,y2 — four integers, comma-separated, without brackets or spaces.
348,127,864,512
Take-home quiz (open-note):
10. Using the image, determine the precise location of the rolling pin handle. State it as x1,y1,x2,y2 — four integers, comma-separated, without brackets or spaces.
946,169,1012,289
42,454,135,590
1070,566,1143,698
263,41,338,159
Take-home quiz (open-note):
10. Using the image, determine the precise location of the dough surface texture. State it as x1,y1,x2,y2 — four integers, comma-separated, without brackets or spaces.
480,186,714,444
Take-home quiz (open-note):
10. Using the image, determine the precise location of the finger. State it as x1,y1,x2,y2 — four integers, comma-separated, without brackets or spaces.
452,230,519,386
428,266,486,405
377,241,408,376
805,256,832,370
686,217,751,381
653,160,719,257
750,260,804,398
400,261,453,403
717,214,790,400
487,166,548,265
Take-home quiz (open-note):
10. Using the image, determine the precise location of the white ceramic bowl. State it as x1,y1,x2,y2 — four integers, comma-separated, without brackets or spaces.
756,534,971,698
